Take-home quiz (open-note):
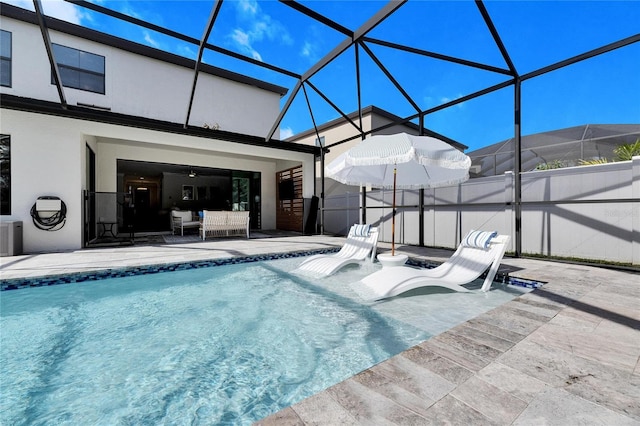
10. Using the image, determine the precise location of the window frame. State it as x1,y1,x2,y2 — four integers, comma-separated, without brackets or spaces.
0,135,11,215
0,30,12,88
51,43,105,94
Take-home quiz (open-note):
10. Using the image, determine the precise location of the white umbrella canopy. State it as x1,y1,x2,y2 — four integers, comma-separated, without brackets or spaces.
325,132,471,255
326,133,471,189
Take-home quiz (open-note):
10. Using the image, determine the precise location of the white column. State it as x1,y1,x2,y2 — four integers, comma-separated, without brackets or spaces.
424,188,436,247
504,171,515,253
632,156,640,265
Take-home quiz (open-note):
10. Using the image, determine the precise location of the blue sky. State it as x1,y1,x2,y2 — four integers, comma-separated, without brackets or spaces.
5,0,639,151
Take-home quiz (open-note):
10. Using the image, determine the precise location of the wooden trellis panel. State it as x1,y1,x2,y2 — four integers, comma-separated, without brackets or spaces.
276,166,303,232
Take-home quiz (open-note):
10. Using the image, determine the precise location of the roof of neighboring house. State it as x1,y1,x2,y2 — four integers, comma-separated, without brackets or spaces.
467,124,640,176
286,105,468,152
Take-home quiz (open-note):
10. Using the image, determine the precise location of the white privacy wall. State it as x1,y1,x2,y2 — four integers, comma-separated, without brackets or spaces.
323,158,639,265
322,192,361,236
520,161,638,263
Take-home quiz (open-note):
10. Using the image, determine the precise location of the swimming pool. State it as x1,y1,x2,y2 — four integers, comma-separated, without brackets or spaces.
0,256,534,425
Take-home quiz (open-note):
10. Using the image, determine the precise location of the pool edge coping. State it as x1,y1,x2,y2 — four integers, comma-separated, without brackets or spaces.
0,248,544,291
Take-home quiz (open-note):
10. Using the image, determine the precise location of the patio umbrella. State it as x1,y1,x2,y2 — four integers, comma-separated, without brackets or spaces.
326,132,471,256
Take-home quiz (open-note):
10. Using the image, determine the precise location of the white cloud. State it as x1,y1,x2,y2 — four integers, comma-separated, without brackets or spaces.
280,127,294,140
120,3,146,21
2,0,33,11
3,0,85,24
301,41,316,59
440,94,466,109
44,0,85,24
177,45,197,60
300,26,323,63
423,93,465,110
229,0,292,62
237,0,259,17
231,29,262,61
143,31,160,49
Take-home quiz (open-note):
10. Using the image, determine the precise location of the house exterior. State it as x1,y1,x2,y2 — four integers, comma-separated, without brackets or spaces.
0,4,317,254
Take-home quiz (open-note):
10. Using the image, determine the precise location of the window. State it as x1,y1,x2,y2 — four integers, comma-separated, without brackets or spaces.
0,30,11,87
0,135,10,215
52,43,105,94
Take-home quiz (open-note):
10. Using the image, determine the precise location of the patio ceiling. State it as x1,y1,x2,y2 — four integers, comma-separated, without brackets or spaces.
117,160,231,180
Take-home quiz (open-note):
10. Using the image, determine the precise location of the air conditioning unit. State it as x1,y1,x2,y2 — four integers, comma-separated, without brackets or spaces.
0,221,23,256
469,165,482,175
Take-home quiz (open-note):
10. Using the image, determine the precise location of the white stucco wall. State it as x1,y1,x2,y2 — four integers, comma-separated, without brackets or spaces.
0,110,84,253
0,16,282,138
291,114,372,182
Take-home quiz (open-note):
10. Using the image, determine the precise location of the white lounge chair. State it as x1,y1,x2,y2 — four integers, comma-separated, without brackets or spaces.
292,224,379,277
352,231,510,301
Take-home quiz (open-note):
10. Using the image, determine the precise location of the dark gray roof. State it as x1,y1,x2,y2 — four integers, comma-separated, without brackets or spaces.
287,105,468,152
467,124,640,177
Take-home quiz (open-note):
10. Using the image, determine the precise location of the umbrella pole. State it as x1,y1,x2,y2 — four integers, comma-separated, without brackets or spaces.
392,165,396,256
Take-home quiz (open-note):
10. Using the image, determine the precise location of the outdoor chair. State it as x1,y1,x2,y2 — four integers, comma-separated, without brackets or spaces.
292,224,379,277
352,230,510,301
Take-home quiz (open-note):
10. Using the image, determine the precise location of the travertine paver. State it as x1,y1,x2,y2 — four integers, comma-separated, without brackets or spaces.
419,337,492,372
350,368,436,418
505,297,560,319
529,320,639,372
0,235,638,425
450,375,528,424
327,377,428,424
418,395,498,425
445,325,514,359
400,345,475,386
290,392,356,425
498,339,640,420
476,363,549,403
513,387,639,426
463,317,528,344
369,354,457,403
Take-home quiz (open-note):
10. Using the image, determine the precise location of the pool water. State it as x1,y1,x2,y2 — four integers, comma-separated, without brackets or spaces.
0,257,531,425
